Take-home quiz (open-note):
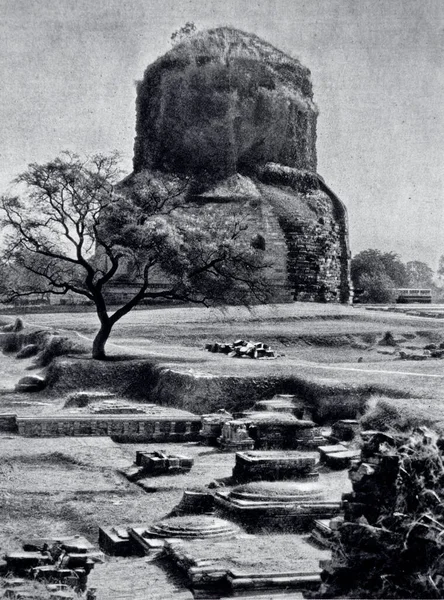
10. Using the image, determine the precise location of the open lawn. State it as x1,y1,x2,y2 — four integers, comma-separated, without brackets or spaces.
15,303,444,403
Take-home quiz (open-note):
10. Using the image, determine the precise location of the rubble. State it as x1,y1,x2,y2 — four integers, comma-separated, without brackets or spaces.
319,428,444,598
3,536,103,596
205,339,277,359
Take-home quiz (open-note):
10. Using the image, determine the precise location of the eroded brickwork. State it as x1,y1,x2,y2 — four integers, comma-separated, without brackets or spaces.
121,27,352,304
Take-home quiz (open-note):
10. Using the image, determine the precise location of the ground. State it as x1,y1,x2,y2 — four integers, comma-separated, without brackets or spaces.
11,302,444,410
1,302,444,598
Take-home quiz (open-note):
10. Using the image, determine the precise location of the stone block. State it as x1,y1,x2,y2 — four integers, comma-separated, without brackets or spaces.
331,420,360,441
232,450,317,482
323,450,361,470
98,526,141,556
15,375,46,393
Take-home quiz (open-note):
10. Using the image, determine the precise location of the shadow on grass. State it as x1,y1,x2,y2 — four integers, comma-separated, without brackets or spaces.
95,353,206,365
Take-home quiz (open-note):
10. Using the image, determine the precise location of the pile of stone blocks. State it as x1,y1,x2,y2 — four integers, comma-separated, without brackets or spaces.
205,339,276,359
122,450,194,481
232,450,318,482
3,536,103,591
318,443,361,469
320,432,403,588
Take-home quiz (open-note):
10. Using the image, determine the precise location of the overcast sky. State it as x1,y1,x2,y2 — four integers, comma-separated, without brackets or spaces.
1,0,443,267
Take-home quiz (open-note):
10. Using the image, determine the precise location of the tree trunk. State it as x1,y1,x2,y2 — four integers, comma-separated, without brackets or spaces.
92,323,112,360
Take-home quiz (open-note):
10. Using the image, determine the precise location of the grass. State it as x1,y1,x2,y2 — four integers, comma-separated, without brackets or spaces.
6,302,437,597
3,303,444,415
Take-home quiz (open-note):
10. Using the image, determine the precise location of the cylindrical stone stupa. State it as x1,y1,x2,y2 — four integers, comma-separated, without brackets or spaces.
124,27,352,303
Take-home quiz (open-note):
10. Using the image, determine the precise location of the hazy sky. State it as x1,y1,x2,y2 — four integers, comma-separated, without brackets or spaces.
1,0,443,267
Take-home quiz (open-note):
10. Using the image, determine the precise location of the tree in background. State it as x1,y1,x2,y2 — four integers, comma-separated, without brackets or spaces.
357,272,397,304
352,250,439,303
170,22,197,45
405,260,434,289
0,152,268,359
436,255,444,287
351,250,409,303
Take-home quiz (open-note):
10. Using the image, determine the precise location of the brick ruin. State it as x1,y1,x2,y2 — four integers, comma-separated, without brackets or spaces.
117,27,352,303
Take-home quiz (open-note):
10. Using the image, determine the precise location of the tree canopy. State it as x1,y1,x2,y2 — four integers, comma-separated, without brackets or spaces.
0,152,268,358
351,249,436,303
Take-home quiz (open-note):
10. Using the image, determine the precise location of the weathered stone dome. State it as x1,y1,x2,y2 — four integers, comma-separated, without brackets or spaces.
134,27,318,177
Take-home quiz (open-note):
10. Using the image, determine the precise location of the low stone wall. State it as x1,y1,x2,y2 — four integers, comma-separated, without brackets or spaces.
15,415,201,440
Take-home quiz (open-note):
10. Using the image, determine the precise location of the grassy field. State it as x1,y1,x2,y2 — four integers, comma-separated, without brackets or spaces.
14,302,444,401
1,302,444,598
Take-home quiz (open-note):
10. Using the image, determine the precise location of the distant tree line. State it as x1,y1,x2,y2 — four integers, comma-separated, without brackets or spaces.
351,249,442,303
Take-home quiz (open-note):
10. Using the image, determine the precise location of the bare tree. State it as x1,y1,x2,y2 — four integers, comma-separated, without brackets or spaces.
0,152,268,359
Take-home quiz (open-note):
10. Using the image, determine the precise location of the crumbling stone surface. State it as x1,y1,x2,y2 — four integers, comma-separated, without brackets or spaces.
3,535,103,596
121,450,194,482
118,26,352,304
320,428,444,599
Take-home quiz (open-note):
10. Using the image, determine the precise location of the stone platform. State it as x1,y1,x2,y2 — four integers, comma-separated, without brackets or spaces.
98,526,141,556
14,413,201,440
215,481,341,532
232,450,318,482
165,533,328,596
100,516,240,558
218,412,326,452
